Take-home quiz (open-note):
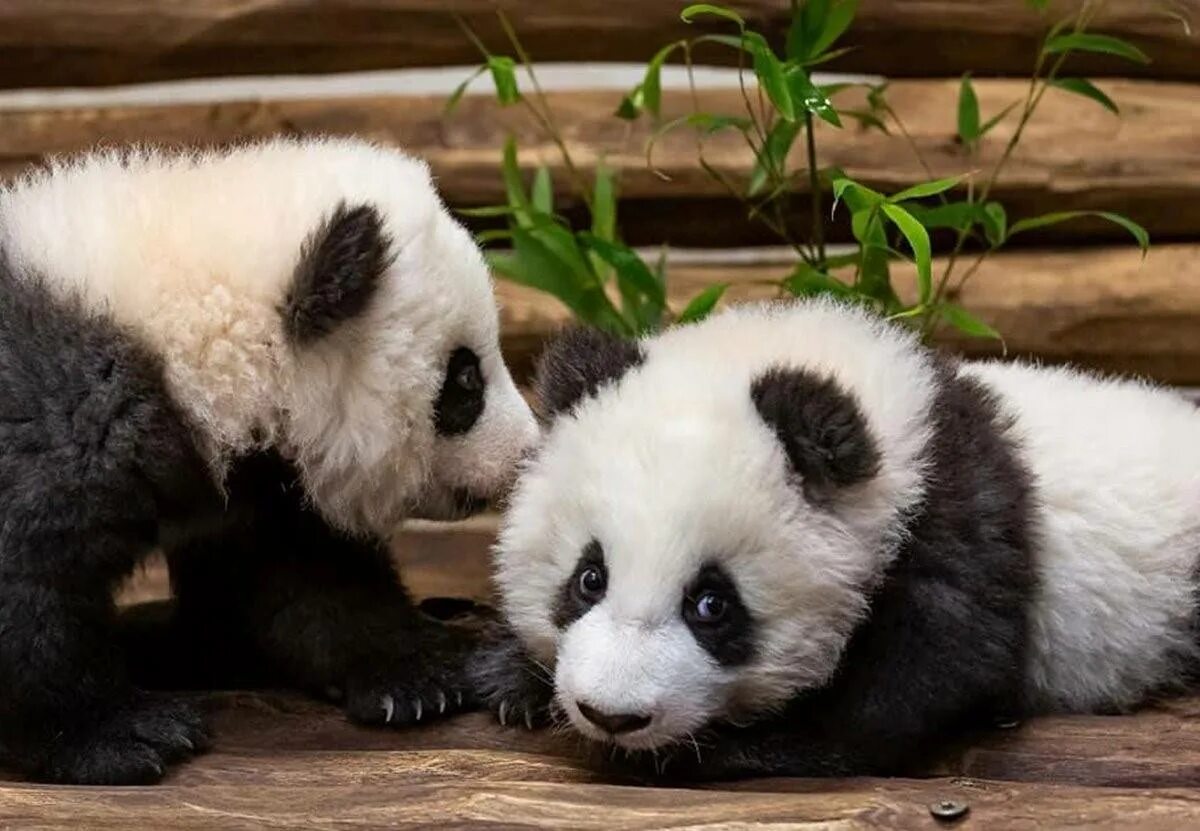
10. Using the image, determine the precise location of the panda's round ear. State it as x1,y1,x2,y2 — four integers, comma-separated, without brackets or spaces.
282,202,393,345
534,326,644,421
751,367,881,502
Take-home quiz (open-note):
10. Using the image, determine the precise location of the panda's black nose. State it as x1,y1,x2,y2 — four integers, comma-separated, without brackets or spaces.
576,701,651,735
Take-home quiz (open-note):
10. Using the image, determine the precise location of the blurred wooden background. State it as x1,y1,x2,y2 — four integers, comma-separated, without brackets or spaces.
1,1,1199,383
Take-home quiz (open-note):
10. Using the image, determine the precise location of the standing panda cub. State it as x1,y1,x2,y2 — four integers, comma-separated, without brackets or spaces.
0,138,538,784
476,299,1200,780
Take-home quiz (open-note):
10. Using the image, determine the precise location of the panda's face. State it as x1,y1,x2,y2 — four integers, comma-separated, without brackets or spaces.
496,308,929,752
280,195,537,537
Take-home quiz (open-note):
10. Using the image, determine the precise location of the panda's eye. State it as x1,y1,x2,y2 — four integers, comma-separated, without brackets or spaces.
434,347,486,436
577,564,607,603
692,591,727,623
454,361,483,393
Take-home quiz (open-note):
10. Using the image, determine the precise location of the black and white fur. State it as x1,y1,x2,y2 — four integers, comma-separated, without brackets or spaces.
475,299,1200,780
0,138,538,784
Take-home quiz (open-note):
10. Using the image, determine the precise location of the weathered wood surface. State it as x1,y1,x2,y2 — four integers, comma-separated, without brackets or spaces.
0,1,1194,90
8,688,1200,827
494,243,1200,385
87,500,1200,827
3,80,1197,248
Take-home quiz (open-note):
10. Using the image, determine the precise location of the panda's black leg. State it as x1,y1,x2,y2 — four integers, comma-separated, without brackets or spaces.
164,451,480,727
0,270,219,783
468,622,556,730
0,579,210,785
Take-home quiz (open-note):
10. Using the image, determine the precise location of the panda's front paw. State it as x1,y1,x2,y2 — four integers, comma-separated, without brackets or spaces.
343,622,478,728
36,694,210,785
468,623,555,730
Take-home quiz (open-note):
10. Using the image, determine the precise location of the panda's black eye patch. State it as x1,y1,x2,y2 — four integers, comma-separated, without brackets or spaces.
683,564,755,667
553,540,606,628
434,347,486,436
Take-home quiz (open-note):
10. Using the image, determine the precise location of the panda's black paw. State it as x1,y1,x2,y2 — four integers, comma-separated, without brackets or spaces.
342,622,478,728
35,694,210,785
468,622,556,731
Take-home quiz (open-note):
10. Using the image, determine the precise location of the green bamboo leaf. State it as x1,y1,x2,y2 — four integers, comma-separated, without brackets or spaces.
939,303,1002,339
982,201,1007,248
531,166,553,214
457,205,527,218
857,245,898,307
748,120,801,196
615,84,645,120
475,229,514,244
677,283,729,323
444,65,486,115
1008,211,1149,255
881,202,933,302
888,174,968,203
579,233,666,307
787,66,841,127
838,109,890,133
808,0,859,59
1043,33,1150,64
642,42,682,119
1049,77,1119,114
592,163,616,242
957,73,980,145
501,137,532,227
681,4,745,26
784,263,853,297
751,37,795,121
903,201,980,232
487,56,521,106
832,177,883,217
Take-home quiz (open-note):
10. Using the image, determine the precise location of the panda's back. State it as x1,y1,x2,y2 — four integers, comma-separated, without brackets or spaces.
961,360,1200,712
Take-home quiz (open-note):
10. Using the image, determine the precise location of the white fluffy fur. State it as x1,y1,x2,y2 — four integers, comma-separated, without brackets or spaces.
962,361,1200,711
0,137,537,536
496,300,938,748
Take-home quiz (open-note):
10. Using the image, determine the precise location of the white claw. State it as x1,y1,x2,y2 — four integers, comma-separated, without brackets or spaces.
498,700,509,727
437,690,447,714
456,690,464,707
382,694,395,724
413,697,423,721
524,708,535,731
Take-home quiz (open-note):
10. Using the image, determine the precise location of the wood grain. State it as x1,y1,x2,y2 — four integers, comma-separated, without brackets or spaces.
0,1,1193,90
8,689,1200,830
3,79,1197,248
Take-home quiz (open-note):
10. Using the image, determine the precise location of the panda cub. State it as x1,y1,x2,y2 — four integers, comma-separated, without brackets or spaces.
0,138,538,784
476,299,1200,780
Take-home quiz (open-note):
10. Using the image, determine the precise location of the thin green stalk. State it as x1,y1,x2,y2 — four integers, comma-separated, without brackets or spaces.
496,10,594,213
804,111,826,269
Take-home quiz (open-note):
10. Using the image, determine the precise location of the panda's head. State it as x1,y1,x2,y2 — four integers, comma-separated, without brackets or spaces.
275,156,538,536
494,302,934,751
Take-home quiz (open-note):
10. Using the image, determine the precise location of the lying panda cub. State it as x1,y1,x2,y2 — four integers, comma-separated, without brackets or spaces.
0,138,538,784
474,299,1200,780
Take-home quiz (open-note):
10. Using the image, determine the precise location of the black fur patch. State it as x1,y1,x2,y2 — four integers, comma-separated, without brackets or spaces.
434,346,486,436
683,564,756,667
0,259,217,784
751,367,881,500
628,357,1039,781
534,327,643,421
551,540,606,629
283,202,392,344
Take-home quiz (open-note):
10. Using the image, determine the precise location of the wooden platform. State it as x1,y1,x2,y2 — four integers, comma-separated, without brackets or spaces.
3,518,1199,828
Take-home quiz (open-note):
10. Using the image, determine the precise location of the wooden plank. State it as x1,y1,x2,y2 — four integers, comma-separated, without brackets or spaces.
3,80,1197,248
0,1,1193,90
498,243,1200,385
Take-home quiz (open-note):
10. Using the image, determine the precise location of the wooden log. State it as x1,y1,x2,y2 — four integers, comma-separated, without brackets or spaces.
3,79,1198,248
0,1,1193,90
498,243,1200,385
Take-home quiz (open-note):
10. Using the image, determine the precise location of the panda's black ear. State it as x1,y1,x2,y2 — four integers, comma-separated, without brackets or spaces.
751,367,880,501
534,326,644,421
283,202,393,344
